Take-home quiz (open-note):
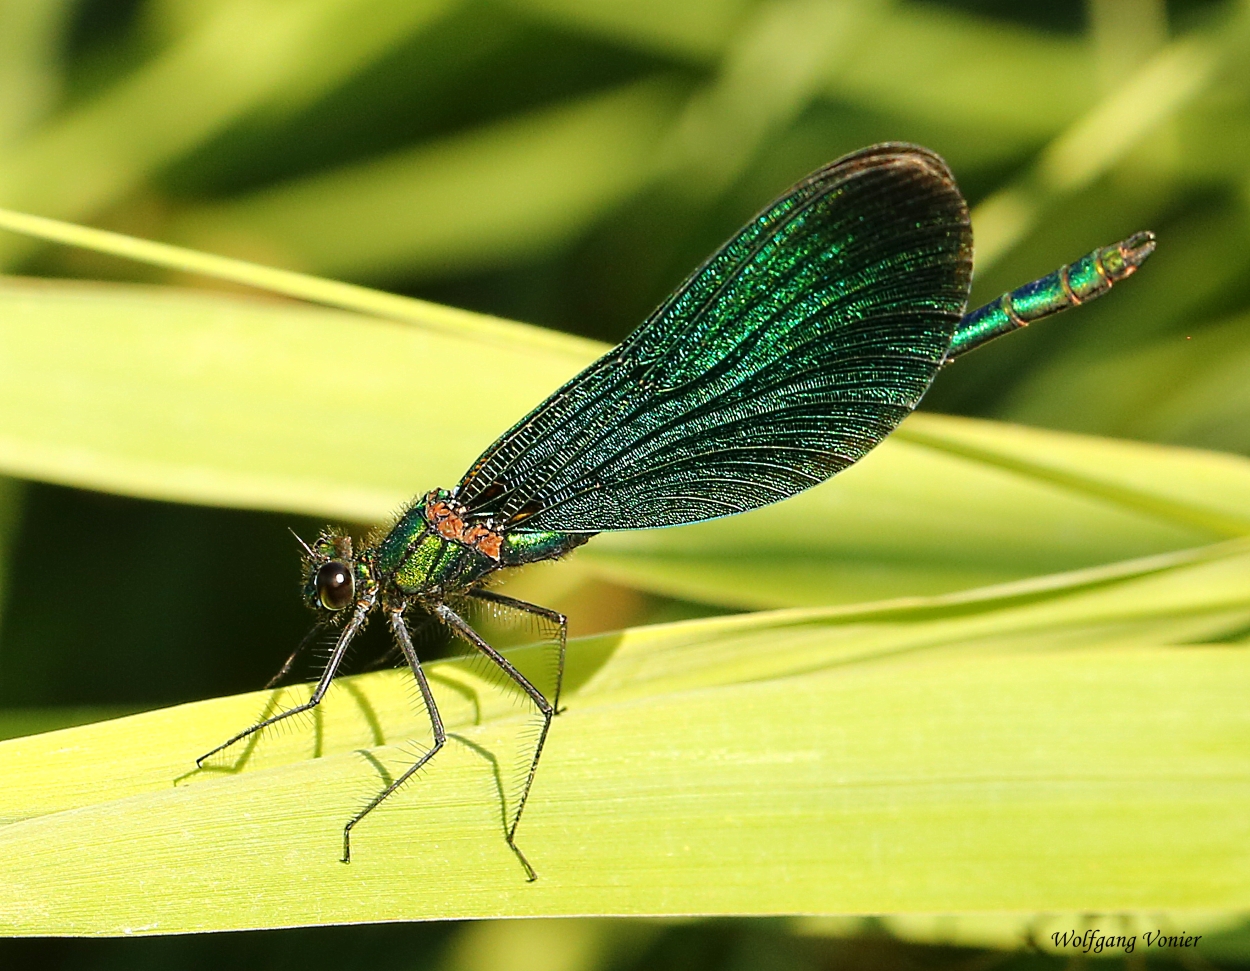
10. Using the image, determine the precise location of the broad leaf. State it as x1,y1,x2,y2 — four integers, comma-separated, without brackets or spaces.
0,540,1247,932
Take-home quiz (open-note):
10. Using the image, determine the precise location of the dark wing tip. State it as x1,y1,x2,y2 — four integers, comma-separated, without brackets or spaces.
800,143,959,194
797,143,972,284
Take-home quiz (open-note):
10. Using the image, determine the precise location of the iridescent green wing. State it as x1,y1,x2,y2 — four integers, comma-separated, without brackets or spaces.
457,143,973,532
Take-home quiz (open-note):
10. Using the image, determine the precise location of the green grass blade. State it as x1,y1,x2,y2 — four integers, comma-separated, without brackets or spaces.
3,276,1250,608
662,0,886,199
509,0,1094,138
894,415,1250,536
1119,310,1250,452
168,78,685,280
0,277,593,516
0,0,458,266
831,4,1093,137
502,0,749,61
970,17,1237,270
0,0,68,147
0,207,599,356
586,413,1250,607
1,540,1247,932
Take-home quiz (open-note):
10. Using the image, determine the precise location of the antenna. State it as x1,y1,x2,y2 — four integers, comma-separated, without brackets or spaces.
288,527,317,559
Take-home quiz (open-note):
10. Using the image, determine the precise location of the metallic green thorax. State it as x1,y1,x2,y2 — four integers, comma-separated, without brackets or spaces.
361,494,589,603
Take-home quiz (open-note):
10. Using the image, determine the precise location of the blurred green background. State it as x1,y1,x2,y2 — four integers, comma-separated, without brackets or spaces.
1,0,1249,965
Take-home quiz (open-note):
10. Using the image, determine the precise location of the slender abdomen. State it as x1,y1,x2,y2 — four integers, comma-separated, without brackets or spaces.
947,231,1155,361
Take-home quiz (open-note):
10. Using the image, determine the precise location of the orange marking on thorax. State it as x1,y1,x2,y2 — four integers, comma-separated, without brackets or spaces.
434,514,465,540
463,525,503,559
423,492,504,561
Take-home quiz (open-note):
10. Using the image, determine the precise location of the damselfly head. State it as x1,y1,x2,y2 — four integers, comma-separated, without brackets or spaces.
298,529,357,613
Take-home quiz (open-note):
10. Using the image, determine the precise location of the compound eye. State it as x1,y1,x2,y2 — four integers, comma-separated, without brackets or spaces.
316,561,354,611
